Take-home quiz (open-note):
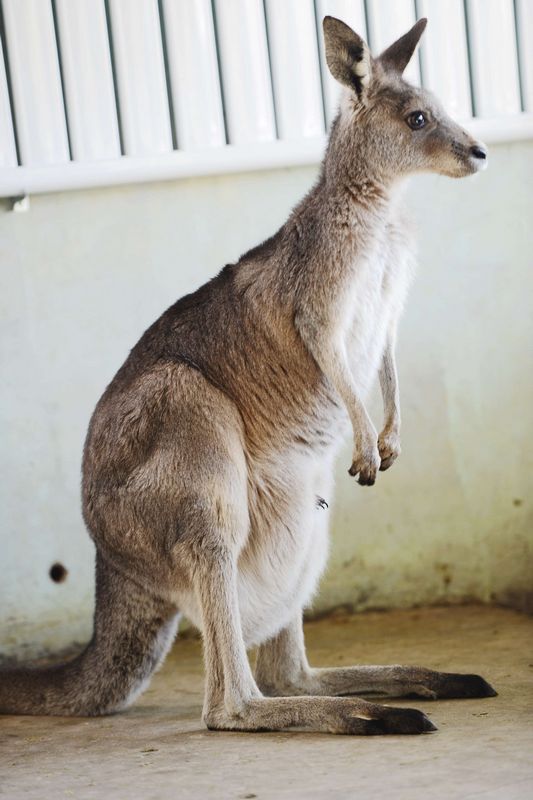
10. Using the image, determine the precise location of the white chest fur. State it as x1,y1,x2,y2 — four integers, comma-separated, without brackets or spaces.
346,213,415,397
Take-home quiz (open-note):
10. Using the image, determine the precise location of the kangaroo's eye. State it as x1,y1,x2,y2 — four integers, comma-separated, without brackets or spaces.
407,111,426,130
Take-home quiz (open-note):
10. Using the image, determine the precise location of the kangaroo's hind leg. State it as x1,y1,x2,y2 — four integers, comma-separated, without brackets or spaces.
175,489,436,733
255,614,497,700
186,529,436,734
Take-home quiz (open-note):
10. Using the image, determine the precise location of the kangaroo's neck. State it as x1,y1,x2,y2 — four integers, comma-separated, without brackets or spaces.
236,132,404,302
278,166,398,288
300,171,390,240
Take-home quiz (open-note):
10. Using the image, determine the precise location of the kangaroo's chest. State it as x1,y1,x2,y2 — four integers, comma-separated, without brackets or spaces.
346,221,414,396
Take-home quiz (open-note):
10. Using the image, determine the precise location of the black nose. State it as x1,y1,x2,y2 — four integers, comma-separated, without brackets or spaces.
471,145,487,160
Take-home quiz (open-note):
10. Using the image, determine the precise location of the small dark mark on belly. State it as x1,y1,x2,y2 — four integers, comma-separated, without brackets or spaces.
316,496,329,510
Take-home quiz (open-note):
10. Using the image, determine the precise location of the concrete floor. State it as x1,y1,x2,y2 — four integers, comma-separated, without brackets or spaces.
1,605,532,800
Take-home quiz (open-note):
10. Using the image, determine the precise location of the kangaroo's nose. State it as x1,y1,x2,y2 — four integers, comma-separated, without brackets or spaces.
470,144,487,161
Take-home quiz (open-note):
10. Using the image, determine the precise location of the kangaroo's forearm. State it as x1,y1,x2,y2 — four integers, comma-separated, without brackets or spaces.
296,321,374,437
377,337,402,471
379,339,400,434
294,313,380,485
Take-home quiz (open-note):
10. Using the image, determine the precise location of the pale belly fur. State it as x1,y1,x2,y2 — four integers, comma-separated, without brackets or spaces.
176,446,337,648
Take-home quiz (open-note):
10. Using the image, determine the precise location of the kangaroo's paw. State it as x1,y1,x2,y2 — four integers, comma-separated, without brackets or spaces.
399,670,498,700
378,429,401,471
415,671,497,700
348,444,380,486
362,706,437,735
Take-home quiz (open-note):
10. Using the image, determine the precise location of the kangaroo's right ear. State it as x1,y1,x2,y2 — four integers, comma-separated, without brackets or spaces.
323,16,372,96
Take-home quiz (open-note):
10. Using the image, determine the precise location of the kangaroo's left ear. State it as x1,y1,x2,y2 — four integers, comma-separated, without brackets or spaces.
378,18,427,75
323,16,372,96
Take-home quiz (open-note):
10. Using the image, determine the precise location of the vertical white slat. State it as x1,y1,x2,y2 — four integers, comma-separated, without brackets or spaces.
55,0,120,161
213,0,276,145
264,0,324,140
315,0,367,125
466,0,521,117
365,0,421,85
161,0,225,149
2,0,69,166
0,35,17,167
108,0,172,156
515,0,533,112
417,0,471,119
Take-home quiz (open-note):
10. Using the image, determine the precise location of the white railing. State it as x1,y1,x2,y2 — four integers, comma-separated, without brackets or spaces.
0,0,532,198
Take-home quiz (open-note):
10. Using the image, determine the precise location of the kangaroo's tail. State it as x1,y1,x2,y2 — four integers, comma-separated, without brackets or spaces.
0,554,179,716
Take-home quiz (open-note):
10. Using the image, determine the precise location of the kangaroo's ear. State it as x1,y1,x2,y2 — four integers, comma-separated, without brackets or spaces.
323,16,372,95
378,18,427,75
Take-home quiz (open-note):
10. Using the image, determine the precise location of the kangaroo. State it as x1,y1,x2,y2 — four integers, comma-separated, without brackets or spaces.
0,17,496,734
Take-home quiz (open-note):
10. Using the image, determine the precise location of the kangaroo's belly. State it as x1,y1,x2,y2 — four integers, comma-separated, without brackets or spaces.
175,449,335,648
238,459,334,646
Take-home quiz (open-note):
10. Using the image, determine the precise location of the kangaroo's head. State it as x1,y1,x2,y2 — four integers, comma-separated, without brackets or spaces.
323,16,487,183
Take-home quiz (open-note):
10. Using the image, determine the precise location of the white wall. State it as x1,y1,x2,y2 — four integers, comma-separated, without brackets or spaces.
1,140,532,659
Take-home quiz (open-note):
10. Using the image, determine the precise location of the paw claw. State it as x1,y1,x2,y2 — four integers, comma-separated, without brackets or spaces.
358,474,375,486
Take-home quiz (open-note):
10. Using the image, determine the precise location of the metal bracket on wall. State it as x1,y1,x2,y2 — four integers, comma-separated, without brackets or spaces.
9,195,30,213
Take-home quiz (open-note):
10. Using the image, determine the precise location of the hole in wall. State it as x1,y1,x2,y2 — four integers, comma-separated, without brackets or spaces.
49,563,68,584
